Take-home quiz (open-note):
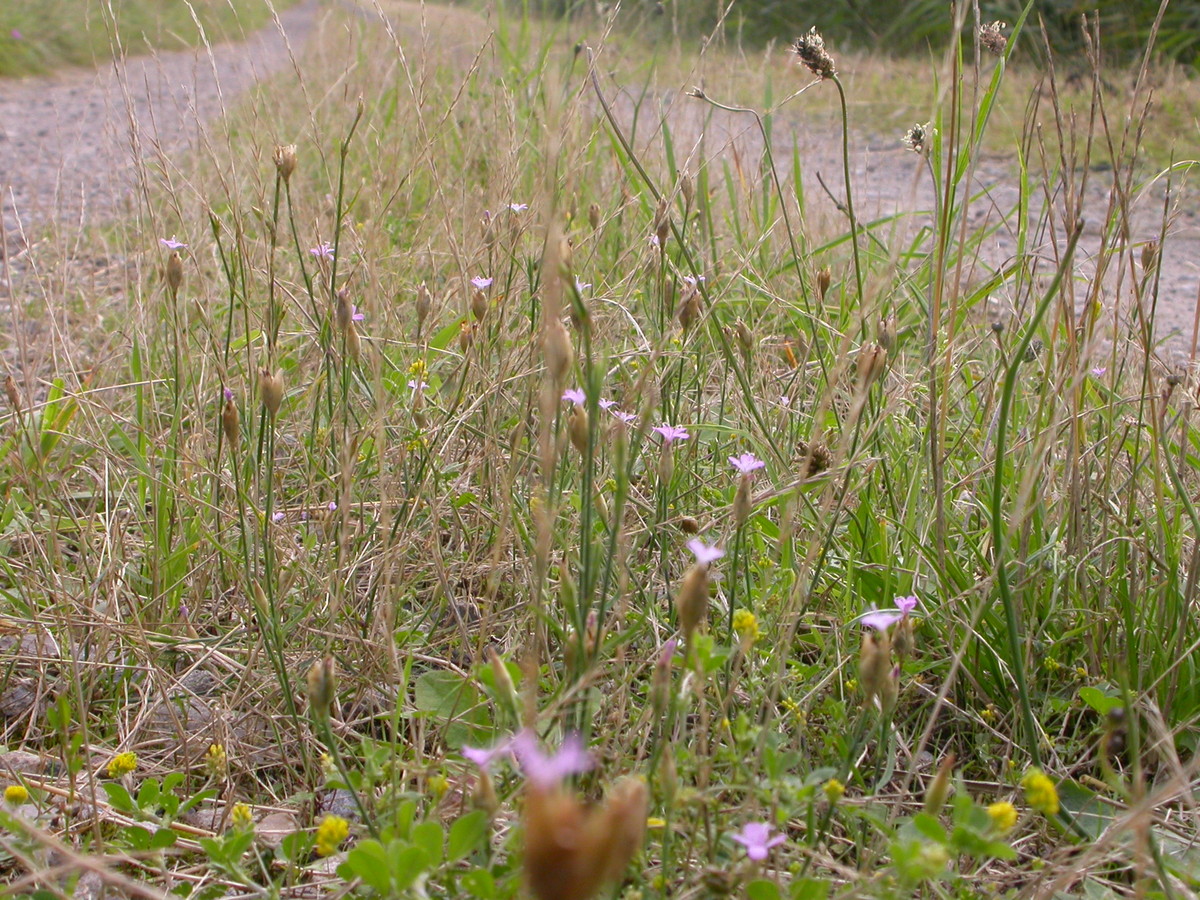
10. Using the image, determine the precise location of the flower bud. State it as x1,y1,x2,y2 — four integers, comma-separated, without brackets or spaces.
879,664,900,718
259,368,284,417
654,198,670,247
471,288,488,322
166,251,184,296
459,322,474,354
680,170,694,208
1142,240,1159,274
923,753,956,816
733,475,752,528
735,319,753,361
4,374,21,414
273,144,297,182
678,291,701,332
878,315,897,352
858,629,891,706
588,202,601,231
893,615,915,660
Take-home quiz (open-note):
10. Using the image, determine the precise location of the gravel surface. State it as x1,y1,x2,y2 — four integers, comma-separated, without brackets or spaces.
0,0,320,252
0,0,1195,359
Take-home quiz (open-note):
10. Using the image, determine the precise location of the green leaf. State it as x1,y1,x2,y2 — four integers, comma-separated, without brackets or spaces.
102,782,136,813
411,820,444,865
1078,686,1123,716
448,810,489,862
122,825,153,851
388,843,431,890
137,778,161,812
747,880,782,900
790,878,830,900
461,868,496,900
150,827,178,850
341,840,394,894
910,812,948,844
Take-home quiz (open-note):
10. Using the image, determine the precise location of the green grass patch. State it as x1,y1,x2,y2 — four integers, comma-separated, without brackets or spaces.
0,0,301,77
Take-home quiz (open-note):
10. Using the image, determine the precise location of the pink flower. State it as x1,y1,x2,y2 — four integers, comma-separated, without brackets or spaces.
223,387,234,402
11,29,23,40
562,388,586,406
687,539,724,566
272,511,285,523
160,236,187,250
729,452,765,476
509,203,528,213
510,730,593,789
471,276,493,291
351,305,364,322
611,410,637,424
731,822,786,861
598,399,616,410
310,241,334,261
408,379,428,392
1091,366,1107,377
658,638,678,667
653,424,690,444
462,737,513,770
574,278,592,292
861,595,919,631
327,501,338,512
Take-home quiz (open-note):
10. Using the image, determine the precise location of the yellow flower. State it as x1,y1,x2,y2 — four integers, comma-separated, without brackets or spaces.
987,801,1018,834
315,814,350,857
107,752,138,778
1021,768,1059,816
823,778,845,803
4,784,29,804
231,802,254,832
646,817,667,828
408,358,427,377
732,609,760,645
205,743,228,779
428,774,449,800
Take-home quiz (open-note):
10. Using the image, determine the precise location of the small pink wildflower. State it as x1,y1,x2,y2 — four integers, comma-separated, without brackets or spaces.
510,730,593,789
574,278,592,292
687,539,724,566
351,305,364,322
462,737,513,770
471,276,493,291
562,388,586,406
408,379,428,392
729,452,765,476
598,398,616,410
653,424,690,444
310,241,334,261
1091,366,1107,377
611,409,637,424
160,236,187,250
272,511,285,523
509,203,528,213
223,387,234,402
658,638,678,666
731,822,786,861
327,501,338,512
11,29,23,40
861,595,919,631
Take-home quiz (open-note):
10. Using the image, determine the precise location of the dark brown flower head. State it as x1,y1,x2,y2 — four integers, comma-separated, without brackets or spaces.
979,21,1008,55
793,28,836,80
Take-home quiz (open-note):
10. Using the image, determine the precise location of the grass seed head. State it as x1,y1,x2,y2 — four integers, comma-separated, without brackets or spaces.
793,28,836,80
979,21,1008,55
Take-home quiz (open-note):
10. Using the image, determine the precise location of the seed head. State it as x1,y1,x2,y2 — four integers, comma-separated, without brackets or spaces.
676,563,710,646
221,394,239,445
903,122,933,155
979,21,1008,55
544,318,574,385
569,404,589,455
793,28,836,80
4,374,21,414
857,342,888,388
306,655,336,717
816,265,832,300
588,202,601,231
273,144,297,182
415,281,432,330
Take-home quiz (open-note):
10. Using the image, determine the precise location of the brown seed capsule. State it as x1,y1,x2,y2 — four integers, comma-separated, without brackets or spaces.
816,266,832,300
893,615,915,659
415,282,432,330
588,202,601,231
259,368,284,417
735,319,754,360
221,396,239,445
306,655,336,717
481,212,497,250
459,322,474,354
678,290,702,332
680,170,695,209
273,144,297,183
4,374,21,414
544,318,574,384
879,315,897,352
654,198,670,247
857,342,888,388
471,288,488,322
166,251,184,296
676,563,710,645
677,516,700,535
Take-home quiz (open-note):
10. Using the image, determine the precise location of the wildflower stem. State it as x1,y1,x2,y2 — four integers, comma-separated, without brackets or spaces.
991,218,1083,768
831,77,865,330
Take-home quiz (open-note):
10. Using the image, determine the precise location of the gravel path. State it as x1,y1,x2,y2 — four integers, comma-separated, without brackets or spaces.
1,0,1195,358
0,0,320,253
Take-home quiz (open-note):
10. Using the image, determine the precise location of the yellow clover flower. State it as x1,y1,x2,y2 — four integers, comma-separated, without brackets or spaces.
987,801,1018,834
315,814,350,857
107,752,138,779
4,784,29,804
1021,768,1059,816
